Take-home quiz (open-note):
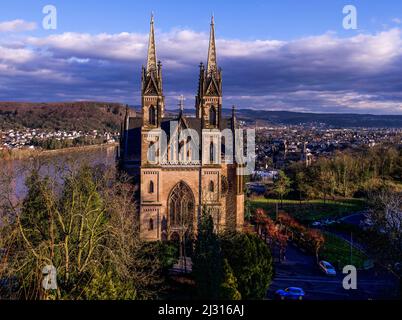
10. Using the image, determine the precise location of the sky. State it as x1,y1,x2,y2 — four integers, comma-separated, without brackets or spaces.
1,0,402,114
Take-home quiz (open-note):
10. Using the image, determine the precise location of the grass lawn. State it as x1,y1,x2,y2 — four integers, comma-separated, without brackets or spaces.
249,197,366,224
319,232,367,269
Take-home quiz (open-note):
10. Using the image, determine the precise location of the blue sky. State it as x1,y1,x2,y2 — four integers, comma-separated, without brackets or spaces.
1,0,402,114
1,0,400,39
0,0,402,40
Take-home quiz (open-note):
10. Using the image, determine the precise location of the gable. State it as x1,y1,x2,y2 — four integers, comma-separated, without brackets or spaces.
144,75,160,96
205,77,220,96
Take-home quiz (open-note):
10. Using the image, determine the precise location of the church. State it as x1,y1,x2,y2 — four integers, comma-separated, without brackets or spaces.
119,16,245,241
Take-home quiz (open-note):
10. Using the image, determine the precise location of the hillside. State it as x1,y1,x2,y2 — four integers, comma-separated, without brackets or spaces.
0,102,128,132
1,101,401,131
222,109,402,128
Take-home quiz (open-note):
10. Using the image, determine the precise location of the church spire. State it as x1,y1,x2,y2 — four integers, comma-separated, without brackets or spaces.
207,15,217,75
178,95,185,116
141,13,164,127
146,13,157,75
195,16,222,127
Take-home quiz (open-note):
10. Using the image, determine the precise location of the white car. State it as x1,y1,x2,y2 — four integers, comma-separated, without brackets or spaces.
323,219,336,226
319,260,337,276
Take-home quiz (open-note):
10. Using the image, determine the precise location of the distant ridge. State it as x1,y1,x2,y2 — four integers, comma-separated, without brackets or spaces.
1,101,401,130
222,108,402,128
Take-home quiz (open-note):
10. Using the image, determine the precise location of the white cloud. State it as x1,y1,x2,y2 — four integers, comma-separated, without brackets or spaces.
0,45,35,63
26,28,402,72
0,19,37,33
27,32,147,61
1,27,402,114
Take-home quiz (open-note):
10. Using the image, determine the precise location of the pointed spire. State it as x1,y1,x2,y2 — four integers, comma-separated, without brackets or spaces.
232,105,236,127
207,15,217,75
146,13,157,75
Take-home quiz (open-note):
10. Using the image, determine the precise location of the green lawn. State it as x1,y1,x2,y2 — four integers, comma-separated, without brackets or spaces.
319,232,367,269
249,197,366,224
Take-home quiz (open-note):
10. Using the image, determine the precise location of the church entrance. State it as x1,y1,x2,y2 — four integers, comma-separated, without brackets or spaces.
168,181,195,272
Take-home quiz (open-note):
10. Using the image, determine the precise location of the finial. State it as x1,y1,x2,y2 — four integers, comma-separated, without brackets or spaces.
211,13,215,25
178,95,185,114
151,12,154,24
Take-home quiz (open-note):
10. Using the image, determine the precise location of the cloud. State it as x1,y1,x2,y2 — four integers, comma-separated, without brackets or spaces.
392,18,402,25
1,27,402,114
0,19,37,33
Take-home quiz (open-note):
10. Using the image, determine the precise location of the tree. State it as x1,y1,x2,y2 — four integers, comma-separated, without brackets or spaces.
0,160,162,300
253,208,268,236
318,170,334,203
221,232,273,300
192,212,224,300
295,171,307,204
219,259,241,300
244,199,252,221
274,171,292,207
308,229,325,262
366,188,402,296
367,190,402,264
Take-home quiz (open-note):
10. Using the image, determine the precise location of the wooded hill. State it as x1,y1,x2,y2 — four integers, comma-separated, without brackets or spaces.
0,101,129,132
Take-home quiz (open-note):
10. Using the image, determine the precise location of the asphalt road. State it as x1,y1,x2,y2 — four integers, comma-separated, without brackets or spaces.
339,211,367,226
267,243,400,300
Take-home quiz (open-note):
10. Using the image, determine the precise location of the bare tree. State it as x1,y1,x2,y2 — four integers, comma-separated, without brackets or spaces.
0,157,163,300
367,188,402,287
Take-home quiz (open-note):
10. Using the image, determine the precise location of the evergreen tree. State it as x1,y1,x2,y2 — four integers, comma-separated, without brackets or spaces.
192,210,224,299
219,259,241,300
221,232,273,300
20,170,54,246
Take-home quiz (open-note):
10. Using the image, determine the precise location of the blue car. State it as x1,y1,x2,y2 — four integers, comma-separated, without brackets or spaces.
275,287,305,300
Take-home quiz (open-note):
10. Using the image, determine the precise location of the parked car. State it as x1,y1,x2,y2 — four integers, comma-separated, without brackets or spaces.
322,219,336,226
275,287,305,300
312,221,321,227
319,260,337,276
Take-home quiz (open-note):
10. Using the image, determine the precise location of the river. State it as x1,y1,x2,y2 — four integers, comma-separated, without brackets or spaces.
0,145,118,201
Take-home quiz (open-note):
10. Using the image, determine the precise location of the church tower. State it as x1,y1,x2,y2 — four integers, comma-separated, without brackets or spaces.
196,16,222,130
142,14,164,129
120,15,245,241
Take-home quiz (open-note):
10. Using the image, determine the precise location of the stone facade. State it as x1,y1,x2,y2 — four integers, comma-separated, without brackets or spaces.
119,16,244,241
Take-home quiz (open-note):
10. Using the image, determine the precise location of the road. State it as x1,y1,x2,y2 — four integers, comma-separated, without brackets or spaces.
339,211,367,226
267,243,399,300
